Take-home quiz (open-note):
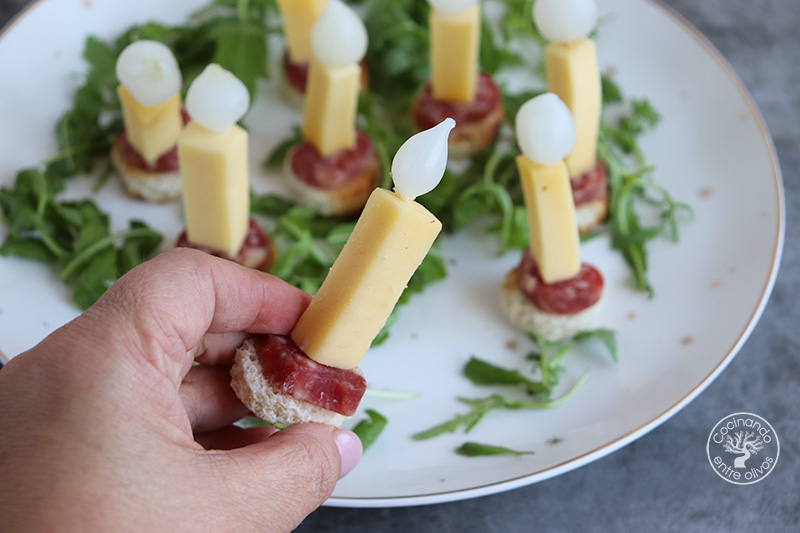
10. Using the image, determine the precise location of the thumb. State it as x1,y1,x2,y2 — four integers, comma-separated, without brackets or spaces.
209,424,362,531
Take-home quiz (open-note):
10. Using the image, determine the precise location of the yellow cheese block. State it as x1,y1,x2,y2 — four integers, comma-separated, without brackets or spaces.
301,59,360,157
291,188,442,369
517,155,580,283
545,38,601,178
178,121,249,256
277,0,327,64
430,4,480,102
118,86,183,166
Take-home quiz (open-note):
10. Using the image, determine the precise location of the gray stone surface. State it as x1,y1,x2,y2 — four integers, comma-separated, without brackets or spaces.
1,0,797,531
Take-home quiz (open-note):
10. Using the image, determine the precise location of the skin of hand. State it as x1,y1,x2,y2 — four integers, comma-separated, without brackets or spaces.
0,248,362,532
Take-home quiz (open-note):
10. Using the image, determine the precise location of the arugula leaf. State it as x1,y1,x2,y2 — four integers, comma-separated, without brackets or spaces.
70,246,118,311
412,373,588,441
412,395,503,441
191,0,279,96
351,409,388,451
264,127,304,171
210,21,268,98
250,192,296,218
0,169,161,309
497,0,543,46
420,146,528,254
265,206,336,294
598,124,692,295
463,356,548,396
574,328,618,362
455,442,535,457
359,0,431,102
479,7,525,76
526,334,573,390
0,239,52,261
425,330,617,442
236,416,288,430
601,74,624,106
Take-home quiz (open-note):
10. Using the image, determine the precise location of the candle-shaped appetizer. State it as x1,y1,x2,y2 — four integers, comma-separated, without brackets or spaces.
112,40,186,202
231,119,455,426
533,0,608,233
276,0,328,100
501,94,603,342
302,0,366,156
176,64,275,271
285,0,379,216
412,0,503,159
430,0,480,102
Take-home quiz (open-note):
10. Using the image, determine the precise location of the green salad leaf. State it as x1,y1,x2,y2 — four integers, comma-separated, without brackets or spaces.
455,441,535,457
0,169,161,309
598,82,693,295
351,409,388,452
463,356,550,396
415,328,615,440
412,373,588,441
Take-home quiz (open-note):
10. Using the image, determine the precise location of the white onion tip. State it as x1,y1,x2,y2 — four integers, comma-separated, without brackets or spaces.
515,93,575,165
533,0,598,43
392,118,456,201
116,40,181,107
185,64,250,134
311,0,368,67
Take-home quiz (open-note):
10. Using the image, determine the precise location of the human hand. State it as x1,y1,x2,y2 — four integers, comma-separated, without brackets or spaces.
0,248,362,532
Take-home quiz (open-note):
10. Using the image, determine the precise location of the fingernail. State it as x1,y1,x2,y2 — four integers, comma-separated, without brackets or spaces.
332,429,362,479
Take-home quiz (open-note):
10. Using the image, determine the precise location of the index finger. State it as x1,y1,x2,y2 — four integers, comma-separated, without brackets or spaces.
79,248,310,377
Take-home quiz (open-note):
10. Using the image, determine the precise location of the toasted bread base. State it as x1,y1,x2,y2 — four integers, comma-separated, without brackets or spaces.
500,269,602,342
576,198,609,234
230,339,350,427
411,92,505,160
111,139,182,203
284,146,380,217
447,105,505,160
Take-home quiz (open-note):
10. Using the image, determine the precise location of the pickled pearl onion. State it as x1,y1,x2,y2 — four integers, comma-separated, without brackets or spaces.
533,0,598,43
116,40,181,107
515,93,575,165
311,0,368,67
185,64,250,134
428,0,478,15
392,118,456,201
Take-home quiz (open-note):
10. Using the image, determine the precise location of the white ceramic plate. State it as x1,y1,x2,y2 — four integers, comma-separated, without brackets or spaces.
0,0,784,507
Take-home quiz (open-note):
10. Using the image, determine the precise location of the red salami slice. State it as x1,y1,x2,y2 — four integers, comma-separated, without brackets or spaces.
176,218,276,272
116,108,190,173
283,53,309,94
571,159,608,206
290,129,377,190
256,335,366,416
517,251,604,315
413,72,502,130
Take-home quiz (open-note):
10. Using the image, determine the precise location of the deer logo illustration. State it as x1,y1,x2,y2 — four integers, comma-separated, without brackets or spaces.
723,431,765,468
